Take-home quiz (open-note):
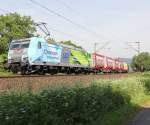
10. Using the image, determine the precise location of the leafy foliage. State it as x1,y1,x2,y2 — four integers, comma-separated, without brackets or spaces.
0,53,7,69
131,52,150,72
60,40,83,49
0,84,129,125
0,13,36,54
0,53,7,63
47,38,56,44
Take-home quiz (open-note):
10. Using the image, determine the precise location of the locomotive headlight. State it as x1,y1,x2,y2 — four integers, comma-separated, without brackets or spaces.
8,59,14,63
22,57,28,62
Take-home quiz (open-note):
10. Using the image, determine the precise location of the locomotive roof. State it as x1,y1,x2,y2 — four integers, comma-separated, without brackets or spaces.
11,38,31,43
11,37,88,53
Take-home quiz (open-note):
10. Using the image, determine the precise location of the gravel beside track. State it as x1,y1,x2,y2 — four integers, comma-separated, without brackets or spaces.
0,73,130,92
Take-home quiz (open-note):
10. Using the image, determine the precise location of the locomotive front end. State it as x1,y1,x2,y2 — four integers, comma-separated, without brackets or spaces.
8,39,30,73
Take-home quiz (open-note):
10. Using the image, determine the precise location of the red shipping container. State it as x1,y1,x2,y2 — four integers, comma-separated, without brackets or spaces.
105,57,115,70
92,53,105,70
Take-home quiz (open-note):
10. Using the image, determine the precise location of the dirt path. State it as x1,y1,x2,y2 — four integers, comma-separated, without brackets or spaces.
128,101,150,125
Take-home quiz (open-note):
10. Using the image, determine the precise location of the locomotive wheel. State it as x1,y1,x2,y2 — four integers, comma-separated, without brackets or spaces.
21,68,29,75
21,70,25,75
21,66,26,75
37,66,45,75
11,65,18,74
66,68,71,74
21,64,30,75
38,70,45,75
50,69,58,75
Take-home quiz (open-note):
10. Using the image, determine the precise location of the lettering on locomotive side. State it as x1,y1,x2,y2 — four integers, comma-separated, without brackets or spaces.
44,49,58,56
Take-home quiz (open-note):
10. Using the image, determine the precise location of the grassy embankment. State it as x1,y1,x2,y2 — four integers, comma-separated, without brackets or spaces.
0,72,150,125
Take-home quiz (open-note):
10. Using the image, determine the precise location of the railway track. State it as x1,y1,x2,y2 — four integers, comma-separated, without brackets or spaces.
0,73,131,79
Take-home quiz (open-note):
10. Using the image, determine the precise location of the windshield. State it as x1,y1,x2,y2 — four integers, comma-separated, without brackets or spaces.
21,43,29,48
10,44,20,50
10,42,29,50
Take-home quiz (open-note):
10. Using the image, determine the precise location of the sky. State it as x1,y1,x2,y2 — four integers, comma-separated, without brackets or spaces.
0,0,150,58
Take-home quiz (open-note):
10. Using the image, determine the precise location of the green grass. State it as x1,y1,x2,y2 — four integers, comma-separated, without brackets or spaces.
0,68,12,76
0,72,150,125
93,72,150,125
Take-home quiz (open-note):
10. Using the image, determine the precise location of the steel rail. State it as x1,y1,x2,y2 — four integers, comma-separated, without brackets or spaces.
0,73,132,79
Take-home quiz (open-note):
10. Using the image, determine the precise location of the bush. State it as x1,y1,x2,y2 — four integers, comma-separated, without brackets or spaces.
0,84,130,125
143,79,150,93
0,53,7,69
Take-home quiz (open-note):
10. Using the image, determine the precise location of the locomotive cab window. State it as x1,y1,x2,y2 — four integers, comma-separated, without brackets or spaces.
38,42,41,49
10,44,20,50
21,43,29,48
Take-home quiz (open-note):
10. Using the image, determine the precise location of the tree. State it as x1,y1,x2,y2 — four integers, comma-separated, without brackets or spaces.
0,13,36,54
60,40,83,49
47,38,56,44
131,52,150,72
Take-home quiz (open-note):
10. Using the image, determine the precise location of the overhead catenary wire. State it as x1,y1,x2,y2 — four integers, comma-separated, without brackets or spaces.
34,21,88,46
125,42,141,55
48,27,85,45
49,27,110,53
47,25,89,50
29,0,108,41
55,0,121,44
55,0,82,16
34,22,50,39
47,25,88,42
94,41,110,53
52,0,123,43
0,8,9,14
35,21,88,42
97,42,110,52
55,0,74,11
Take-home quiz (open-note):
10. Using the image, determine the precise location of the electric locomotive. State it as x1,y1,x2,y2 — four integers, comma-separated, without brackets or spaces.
8,37,92,74
8,36,128,75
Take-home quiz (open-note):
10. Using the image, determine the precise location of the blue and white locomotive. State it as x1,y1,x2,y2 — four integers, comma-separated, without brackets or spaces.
8,37,91,74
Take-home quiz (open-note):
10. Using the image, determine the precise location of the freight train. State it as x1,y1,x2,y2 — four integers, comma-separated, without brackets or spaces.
7,37,128,75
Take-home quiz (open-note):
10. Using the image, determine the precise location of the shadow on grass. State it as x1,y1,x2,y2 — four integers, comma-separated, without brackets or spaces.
93,103,140,125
